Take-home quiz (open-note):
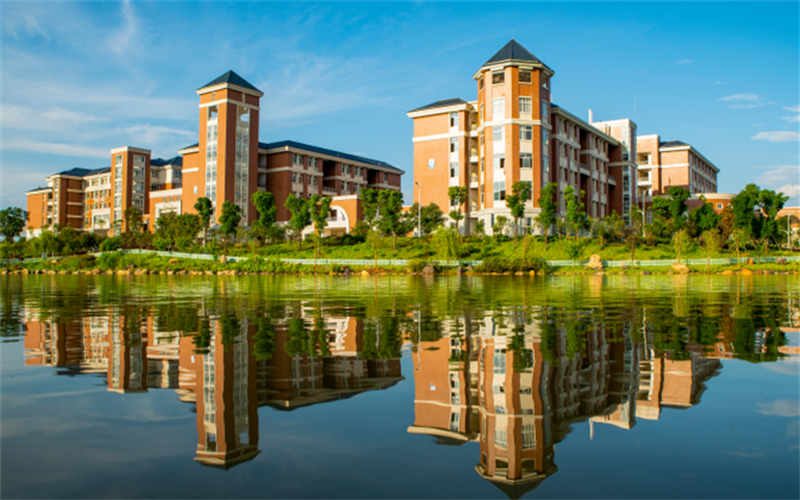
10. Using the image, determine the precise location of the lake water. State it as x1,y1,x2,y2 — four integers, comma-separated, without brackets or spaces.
1,275,798,499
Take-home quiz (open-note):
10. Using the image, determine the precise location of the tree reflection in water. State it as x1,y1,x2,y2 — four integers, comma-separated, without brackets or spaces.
6,274,795,487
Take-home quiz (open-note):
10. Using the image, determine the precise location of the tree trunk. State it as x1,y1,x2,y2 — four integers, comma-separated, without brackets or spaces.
393,233,397,251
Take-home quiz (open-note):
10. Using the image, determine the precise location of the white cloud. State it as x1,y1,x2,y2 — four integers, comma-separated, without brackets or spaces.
752,131,800,142
1,104,109,131
713,81,727,85
674,59,693,65
3,138,109,158
783,105,800,123
108,0,140,56
755,165,800,201
718,93,767,109
756,399,800,418
124,124,196,144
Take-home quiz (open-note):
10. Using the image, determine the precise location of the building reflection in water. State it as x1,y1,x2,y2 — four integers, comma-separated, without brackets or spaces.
20,299,791,485
22,305,404,470
407,310,733,498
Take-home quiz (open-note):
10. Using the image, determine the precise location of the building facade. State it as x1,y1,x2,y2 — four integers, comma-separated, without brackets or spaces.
636,135,719,200
26,71,403,238
408,40,641,234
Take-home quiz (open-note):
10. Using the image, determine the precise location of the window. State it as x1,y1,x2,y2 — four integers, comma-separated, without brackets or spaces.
493,154,505,170
492,97,504,119
450,137,458,153
383,172,388,183
542,76,549,89
450,162,458,178
521,153,532,168
520,125,533,141
541,101,549,123
542,129,550,148
450,112,459,128
493,181,506,201
493,126,503,141
479,103,484,122
492,72,505,85
115,154,122,166
479,78,484,90
717,203,723,209
519,70,532,83
519,97,532,113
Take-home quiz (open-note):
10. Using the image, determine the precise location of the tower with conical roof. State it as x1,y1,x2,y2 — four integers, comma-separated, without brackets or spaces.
474,40,554,233
189,71,264,225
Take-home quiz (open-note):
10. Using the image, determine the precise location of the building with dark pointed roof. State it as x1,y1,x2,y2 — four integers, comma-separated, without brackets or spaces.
481,39,553,73
197,70,263,96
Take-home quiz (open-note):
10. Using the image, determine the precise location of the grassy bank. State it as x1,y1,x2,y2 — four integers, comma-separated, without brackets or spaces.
2,250,798,276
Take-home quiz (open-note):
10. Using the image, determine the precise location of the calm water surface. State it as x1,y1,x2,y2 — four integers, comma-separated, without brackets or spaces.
1,275,798,499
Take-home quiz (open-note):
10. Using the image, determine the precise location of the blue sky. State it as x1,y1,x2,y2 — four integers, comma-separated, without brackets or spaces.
2,1,798,210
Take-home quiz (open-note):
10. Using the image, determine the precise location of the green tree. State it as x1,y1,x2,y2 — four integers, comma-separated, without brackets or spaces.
378,190,406,250
624,228,638,265
309,194,332,264
406,202,446,236
251,191,278,243
284,194,311,249
730,228,750,266
360,188,381,229
124,206,143,234
671,227,690,262
432,227,460,265
505,181,531,240
492,215,509,240
536,183,558,245
447,186,469,237
564,186,588,238
218,201,242,252
689,200,721,236
0,207,29,243
155,212,201,251
564,238,584,267
701,229,721,272
194,197,214,247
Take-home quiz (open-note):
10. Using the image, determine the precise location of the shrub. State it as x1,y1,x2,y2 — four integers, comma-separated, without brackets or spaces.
339,233,366,246
407,258,428,273
100,236,123,252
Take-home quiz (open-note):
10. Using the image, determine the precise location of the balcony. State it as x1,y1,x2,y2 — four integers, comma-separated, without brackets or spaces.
322,186,337,194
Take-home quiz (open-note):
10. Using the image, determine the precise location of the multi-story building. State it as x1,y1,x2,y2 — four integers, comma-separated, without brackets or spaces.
27,71,403,237
408,40,640,234
636,135,719,199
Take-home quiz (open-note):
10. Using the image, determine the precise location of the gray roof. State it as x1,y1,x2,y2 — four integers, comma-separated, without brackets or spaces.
484,40,548,69
198,70,261,93
660,140,689,148
408,98,469,113
53,166,110,178
259,140,403,173
150,156,183,167
26,186,50,193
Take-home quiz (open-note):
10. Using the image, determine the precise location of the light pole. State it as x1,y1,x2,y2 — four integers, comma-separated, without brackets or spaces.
415,181,422,238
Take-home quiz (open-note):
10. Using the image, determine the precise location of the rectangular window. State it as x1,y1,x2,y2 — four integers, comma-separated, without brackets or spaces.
492,126,503,142
493,181,506,201
492,72,505,85
383,172,388,182
520,125,533,141
479,78,484,90
450,162,458,178
479,104,484,122
450,137,458,153
493,154,505,170
519,97,532,113
450,112,459,128
519,70,532,84
520,153,532,168
492,97,504,120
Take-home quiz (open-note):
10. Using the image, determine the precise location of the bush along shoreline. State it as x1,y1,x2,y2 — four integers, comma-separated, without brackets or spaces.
1,251,798,277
